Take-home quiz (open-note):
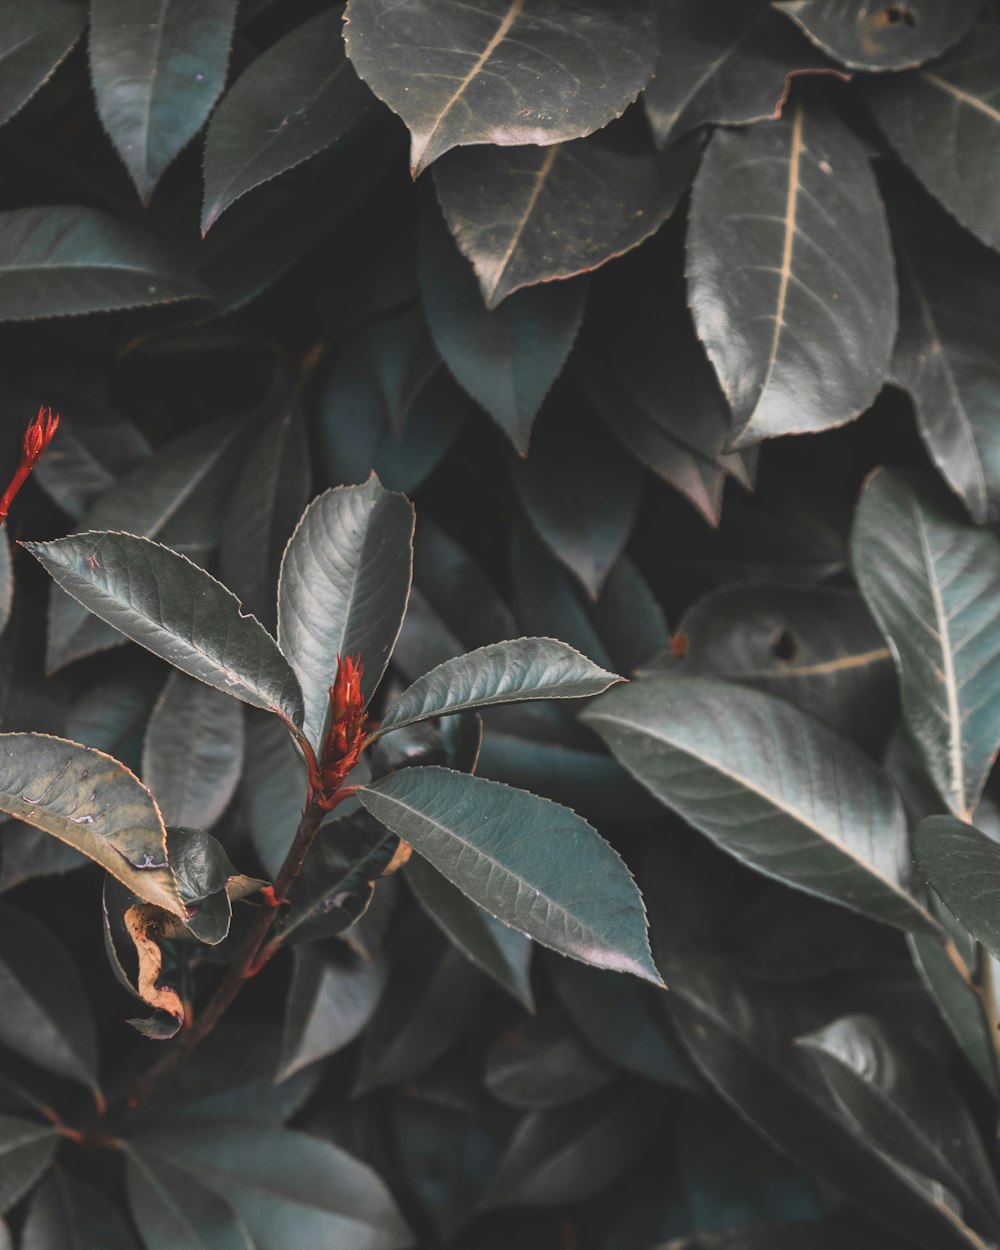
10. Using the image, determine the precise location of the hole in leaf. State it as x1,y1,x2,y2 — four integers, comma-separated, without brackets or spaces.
771,630,799,663
882,5,916,26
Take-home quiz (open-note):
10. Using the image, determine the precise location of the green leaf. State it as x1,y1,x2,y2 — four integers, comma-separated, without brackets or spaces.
914,816,1000,963
26,532,304,727
406,853,534,1009
778,0,977,71
484,1008,612,1109
90,0,238,203
418,195,587,454
0,206,209,321
0,531,10,637
799,1014,1000,1230
125,1147,255,1250
143,671,245,830
0,733,183,916
359,765,661,983
0,904,98,1090
221,406,311,633
687,99,896,447
202,7,373,233
0,1115,57,1214
432,120,699,307
343,0,659,176
23,1169,138,1250
0,1,83,129
135,1119,413,1250
378,637,619,736
242,713,307,879
277,477,414,747
852,469,1000,821
164,825,260,946
583,676,937,934
868,28,1000,253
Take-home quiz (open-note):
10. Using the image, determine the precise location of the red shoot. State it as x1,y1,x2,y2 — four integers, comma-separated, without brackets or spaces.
0,407,60,524
317,654,368,807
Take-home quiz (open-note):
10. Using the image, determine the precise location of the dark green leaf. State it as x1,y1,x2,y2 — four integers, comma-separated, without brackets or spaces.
915,816,1000,963
0,1115,57,1214
90,0,238,202
242,712,306,878
687,100,896,447
202,7,373,232
0,1,84,129
433,120,699,306
778,0,977,71
852,469,1000,821
485,1008,612,1109
23,1169,138,1250
587,555,669,676
0,532,10,637
66,674,159,769
0,733,183,916
277,477,414,746
0,821,84,893
418,195,586,454
0,207,209,321
359,765,661,983
583,676,937,934
343,0,659,176
125,1149,250,1250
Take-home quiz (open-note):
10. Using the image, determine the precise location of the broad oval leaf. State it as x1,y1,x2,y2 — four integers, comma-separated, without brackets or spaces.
687,100,896,447
24,1170,138,1250
0,733,182,916
867,29,1000,253
378,637,620,736
0,206,208,321
277,477,414,748
125,1151,246,1250
777,0,977,71
359,765,661,983
0,0,84,129
26,532,304,728
202,7,373,233
90,0,238,203
433,121,700,306
344,0,659,176
915,816,1000,963
583,676,937,934
485,1008,612,1108
852,469,1000,820
0,1117,58,1215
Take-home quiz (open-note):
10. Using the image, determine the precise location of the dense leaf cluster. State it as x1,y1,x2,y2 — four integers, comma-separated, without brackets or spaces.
1,1,1000,1248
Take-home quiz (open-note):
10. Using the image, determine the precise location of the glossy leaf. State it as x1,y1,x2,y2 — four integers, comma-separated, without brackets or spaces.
0,1116,57,1215
584,676,937,934
915,816,1000,963
419,194,586,453
242,713,309,878
277,478,413,744
0,1,84,129
378,637,619,736
0,733,182,916
343,0,659,176
359,765,661,983
0,207,208,321
90,0,238,202
485,1008,612,1109
852,469,1000,820
23,1169,137,1250
778,0,977,71
433,120,700,306
687,100,896,447
202,7,373,232
27,532,305,728
125,1150,250,1250
143,671,245,830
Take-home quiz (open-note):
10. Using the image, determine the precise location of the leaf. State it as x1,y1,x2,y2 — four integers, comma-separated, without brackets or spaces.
406,853,534,1009
359,765,661,983
202,7,374,233
484,1008,613,1109
27,532,304,728
242,713,307,879
0,532,10,637
867,28,1000,253
44,414,246,671
23,1169,138,1250
90,0,238,203
852,469,1000,820
583,676,937,934
514,396,642,597
143,671,245,830
221,406,311,632
432,119,700,306
0,904,98,1090
644,2,831,147
163,825,261,945
778,0,977,71
136,1119,413,1250
914,816,1000,963
0,206,209,321
125,1149,251,1250
279,944,385,1081
687,100,896,447
587,555,670,676
0,733,183,916
277,477,414,747
343,0,659,177
0,1,84,129
0,1115,57,1214
378,637,619,736
799,1013,1000,1230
